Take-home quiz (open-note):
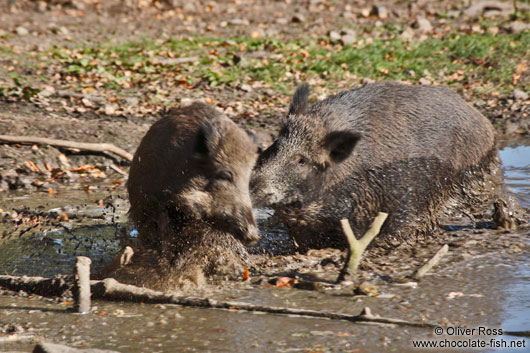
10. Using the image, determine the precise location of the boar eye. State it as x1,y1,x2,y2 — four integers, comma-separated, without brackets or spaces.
215,170,233,182
298,157,307,166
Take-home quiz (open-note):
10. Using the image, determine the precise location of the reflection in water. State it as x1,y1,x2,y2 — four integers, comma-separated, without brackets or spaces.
498,141,530,352
499,143,530,208
498,261,530,352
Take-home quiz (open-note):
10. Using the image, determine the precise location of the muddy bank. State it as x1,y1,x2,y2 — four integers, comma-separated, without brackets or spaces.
0,249,528,353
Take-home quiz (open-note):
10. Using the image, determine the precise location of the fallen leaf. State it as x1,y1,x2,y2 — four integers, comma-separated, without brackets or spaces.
275,276,297,288
513,73,521,85
242,267,249,281
515,63,528,74
447,291,464,299
56,213,69,221
25,161,41,172
69,165,93,172
51,168,66,179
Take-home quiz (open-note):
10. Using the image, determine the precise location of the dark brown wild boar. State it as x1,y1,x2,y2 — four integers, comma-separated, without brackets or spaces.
127,102,259,265
251,81,503,250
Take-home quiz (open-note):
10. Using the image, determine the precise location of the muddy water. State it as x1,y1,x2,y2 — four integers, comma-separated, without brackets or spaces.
0,140,529,353
499,141,530,208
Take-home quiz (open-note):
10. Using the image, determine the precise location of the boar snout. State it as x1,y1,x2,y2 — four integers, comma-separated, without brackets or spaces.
250,174,282,207
224,206,260,245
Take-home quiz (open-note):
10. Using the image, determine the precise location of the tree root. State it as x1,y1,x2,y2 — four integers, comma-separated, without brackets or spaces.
0,135,133,162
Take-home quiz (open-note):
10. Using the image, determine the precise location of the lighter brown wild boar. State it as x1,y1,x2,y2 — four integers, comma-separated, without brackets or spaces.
127,102,259,267
251,81,506,251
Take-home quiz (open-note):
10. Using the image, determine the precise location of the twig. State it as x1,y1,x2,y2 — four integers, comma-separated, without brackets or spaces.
96,246,134,280
73,256,92,314
155,56,200,65
337,212,388,282
109,164,128,176
6,208,105,221
504,330,530,338
411,244,449,280
0,135,133,162
57,90,108,105
0,274,436,328
0,334,37,343
0,275,70,297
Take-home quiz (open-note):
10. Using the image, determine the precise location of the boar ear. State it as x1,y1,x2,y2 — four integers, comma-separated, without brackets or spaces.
288,84,310,116
195,120,221,157
324,131,360,164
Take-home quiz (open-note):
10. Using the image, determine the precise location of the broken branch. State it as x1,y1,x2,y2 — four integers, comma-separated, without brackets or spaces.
337,212,388,282
0,135,133,162
411,244,449,280
0,274,436,329
73,256,92,313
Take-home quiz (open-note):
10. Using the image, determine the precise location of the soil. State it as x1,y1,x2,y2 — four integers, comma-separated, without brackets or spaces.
1,1,529,173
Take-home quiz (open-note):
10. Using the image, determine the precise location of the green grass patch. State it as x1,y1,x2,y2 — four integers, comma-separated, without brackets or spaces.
1,30,528,99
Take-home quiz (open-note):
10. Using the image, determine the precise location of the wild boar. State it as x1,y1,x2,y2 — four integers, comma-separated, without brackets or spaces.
251,81,500,250
127,102,259,261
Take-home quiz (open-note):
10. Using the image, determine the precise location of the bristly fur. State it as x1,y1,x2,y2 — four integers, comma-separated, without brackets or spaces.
102,225,253,293
118,102,258,289
252,81,510,251
288,83,310,116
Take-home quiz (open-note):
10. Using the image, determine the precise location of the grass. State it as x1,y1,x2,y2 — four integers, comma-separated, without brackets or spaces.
1,29,528,101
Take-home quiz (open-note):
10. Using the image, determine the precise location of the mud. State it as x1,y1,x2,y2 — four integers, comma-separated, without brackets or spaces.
0,140,529,352
0,251,528,353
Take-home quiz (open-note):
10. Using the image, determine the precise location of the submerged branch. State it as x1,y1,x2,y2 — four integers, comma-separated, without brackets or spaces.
0,274,436,328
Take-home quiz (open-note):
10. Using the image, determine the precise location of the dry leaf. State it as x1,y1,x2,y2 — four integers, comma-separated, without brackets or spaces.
57,213,69,221
242,268,249,281
300,49,310,58
275,276,297,288
447,291,464,299
70,165,93,173
515,63,528,74
25,161,41,172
